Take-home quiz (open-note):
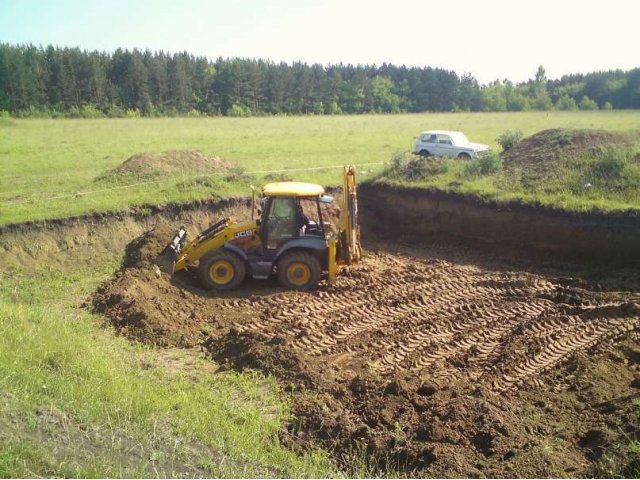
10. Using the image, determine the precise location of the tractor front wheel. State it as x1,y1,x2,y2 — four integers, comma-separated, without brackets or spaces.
278,251,321,291
199,250,246,291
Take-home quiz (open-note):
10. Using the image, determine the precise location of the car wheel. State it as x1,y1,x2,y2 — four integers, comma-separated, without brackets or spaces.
457,152,472,160
199,250,246,291
418,149,431,157
278,251,321,291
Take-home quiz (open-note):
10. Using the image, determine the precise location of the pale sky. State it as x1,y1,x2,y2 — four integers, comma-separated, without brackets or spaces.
1,0,638,84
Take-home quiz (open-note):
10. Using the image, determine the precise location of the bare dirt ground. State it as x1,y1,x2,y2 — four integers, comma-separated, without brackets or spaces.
92,226,640,477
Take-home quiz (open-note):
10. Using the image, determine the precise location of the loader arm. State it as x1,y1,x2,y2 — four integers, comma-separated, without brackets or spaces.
156,218,259,274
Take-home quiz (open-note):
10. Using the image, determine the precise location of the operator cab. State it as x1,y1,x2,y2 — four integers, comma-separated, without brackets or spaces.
259,182,332,251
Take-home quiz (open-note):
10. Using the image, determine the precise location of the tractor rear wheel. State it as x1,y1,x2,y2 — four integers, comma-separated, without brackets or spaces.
278,251,321,291
199,250,246,291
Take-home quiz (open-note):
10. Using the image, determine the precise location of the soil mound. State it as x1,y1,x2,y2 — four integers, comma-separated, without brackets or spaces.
122,224,177,268
503,128,631,175
93,229,640,477
92,224,246,347
96,150,231,182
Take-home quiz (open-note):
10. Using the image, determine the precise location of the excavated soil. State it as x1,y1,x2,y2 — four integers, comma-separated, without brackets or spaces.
95,150,230,182
359,184,640,266
93,227,640,477
502,128,633,177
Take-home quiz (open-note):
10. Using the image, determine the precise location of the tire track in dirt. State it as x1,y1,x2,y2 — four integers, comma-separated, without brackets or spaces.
402,300,554,377
218,251,640,395
490,305,640,392
253,265,555,363
235,258,478,350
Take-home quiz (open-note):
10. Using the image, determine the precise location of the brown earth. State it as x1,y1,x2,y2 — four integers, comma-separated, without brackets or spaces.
92,225,640,477
360,184,640,266
0,197,252,274
95,150,231,182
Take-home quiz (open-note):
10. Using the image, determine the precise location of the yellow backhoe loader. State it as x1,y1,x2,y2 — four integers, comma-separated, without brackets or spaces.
156,165,362,291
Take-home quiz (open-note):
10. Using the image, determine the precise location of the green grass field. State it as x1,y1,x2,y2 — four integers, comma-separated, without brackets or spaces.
2,111,640,225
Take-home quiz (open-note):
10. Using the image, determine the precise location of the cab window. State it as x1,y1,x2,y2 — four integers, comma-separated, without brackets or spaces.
264,197,297,250
421,133,437,143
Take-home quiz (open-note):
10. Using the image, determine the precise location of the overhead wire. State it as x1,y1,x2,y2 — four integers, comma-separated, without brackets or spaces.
2,161,386,207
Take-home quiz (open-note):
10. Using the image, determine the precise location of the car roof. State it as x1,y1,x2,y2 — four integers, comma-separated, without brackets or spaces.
262,181,325,197
419,130,462,135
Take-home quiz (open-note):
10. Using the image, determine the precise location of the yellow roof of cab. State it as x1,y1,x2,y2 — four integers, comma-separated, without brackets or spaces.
262,181,325,197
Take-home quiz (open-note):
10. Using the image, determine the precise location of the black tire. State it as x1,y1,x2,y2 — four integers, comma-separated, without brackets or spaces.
457,152,472,160
198,250,246,291
418,149,431,157
277,251,321,291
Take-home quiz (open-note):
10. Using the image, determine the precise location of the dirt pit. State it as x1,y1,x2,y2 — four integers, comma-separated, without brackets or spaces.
93,228,640,477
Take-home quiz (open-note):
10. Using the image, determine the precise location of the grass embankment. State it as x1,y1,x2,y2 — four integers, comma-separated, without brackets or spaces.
2,111,640,225
0,260,337,477
374,128,640,212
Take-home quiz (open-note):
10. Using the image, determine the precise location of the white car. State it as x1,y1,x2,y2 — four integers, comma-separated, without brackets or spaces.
413,130,489,159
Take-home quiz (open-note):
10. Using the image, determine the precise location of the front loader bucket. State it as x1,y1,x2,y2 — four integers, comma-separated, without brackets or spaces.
155,226,187,275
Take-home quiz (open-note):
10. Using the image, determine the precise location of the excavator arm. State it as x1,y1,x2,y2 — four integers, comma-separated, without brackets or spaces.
340,165,362,264
328,165,362,283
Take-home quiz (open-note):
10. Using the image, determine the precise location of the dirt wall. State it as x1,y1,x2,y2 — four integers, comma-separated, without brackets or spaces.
360,184,640,266
0,198,250,272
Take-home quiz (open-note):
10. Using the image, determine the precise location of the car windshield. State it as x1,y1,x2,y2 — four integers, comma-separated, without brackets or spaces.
449,132,470,145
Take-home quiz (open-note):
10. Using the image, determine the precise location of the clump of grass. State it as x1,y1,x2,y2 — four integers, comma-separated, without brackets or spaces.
496,129,523,153
461,151,503,178
534,128,575,149
224,166,255,183
588,146,638,181
174,175,220,192
573,146,640,199
387,151,452,181
263,172,294,182
623,440,640,477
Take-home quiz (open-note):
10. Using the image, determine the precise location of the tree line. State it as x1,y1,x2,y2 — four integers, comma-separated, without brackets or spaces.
1,43,639,117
